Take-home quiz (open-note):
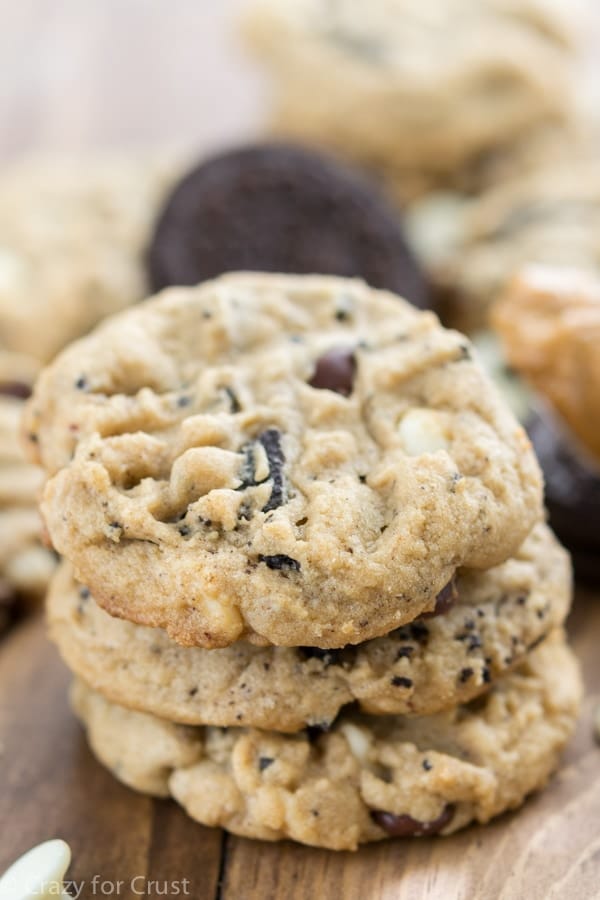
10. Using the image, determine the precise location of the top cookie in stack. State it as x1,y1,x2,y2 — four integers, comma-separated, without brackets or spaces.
25,272,542,649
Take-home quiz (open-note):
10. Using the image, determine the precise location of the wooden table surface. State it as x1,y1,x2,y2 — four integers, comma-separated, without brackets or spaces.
2,3,600,898
1,590,599,900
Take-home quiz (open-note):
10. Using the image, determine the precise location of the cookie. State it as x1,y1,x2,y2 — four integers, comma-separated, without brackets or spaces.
528,411,600,583
441,156,600,331
494,266,600,464
70,631,581,850
0,352,56,614
147,144,430,309
25,273,543,649
48,523,570,731
243,0,579,202
0,157,173,363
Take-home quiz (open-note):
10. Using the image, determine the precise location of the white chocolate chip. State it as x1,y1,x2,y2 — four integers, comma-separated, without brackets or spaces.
0,839,71,900
252,442,270,484
201,593,244,643
340,723,372,762
0,248,28,296
398,409,450,456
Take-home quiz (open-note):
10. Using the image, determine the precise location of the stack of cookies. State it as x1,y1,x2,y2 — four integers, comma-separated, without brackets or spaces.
25,273,581,850
0,157,173,627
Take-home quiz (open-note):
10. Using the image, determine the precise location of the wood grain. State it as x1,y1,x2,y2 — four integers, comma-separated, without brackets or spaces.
1,592,599,900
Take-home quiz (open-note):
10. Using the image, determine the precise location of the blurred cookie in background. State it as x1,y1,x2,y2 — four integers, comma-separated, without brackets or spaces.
243,0,583,204
0,351,55,631
432,152,600,331
0,157,174,363
0,157,174,624
148,143,431,309
494,265,600,581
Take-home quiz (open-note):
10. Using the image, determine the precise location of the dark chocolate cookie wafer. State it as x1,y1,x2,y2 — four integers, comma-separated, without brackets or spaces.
529,411,600,583
147,144,430,307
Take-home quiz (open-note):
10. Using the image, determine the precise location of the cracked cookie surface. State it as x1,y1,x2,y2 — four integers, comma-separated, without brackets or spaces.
71,631,581,850
49,523,570,730
26,273,543,648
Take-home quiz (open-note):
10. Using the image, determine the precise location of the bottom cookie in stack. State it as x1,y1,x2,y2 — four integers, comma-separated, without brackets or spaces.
70,632,580,851
46,522,581,849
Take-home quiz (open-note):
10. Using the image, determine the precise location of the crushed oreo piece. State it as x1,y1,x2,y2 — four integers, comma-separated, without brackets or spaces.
259,554,301,572
258,756,274,772
239,429,287,513
259,429,286,512
299,647,342,667
391,675,413,688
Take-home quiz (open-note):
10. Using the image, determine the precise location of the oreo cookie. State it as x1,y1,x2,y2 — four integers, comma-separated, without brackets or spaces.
147,144,430,308
528,411,600,583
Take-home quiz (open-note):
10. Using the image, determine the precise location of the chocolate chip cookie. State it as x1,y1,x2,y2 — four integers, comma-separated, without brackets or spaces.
243,0,579,202
147,144,430,309
0,157,173,363
49,523,570,730
26,273,543,648
441,156,600,331
71,631,581,850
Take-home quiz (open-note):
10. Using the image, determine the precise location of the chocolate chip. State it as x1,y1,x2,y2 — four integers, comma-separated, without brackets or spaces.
75,376,88,390
371,805,454,837
0,381,31,400
309,348,356,396
391,675,413,688
395,645,414,660
459,667,474,683
421,577,458,619
258,756,274,772
259,554,301,572
422,759,433,771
